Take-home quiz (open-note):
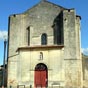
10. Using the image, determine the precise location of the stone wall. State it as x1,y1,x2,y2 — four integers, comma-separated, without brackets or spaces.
82,54,88,88
7,1,82,88
63,9,82,88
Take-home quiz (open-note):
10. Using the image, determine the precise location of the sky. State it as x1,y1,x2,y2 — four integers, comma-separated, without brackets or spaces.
0,0,88,65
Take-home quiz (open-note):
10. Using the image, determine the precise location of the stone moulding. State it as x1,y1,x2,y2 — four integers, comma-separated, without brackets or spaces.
16,45,64,52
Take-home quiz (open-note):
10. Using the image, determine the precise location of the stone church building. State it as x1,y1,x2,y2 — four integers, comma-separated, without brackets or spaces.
7,0,85,88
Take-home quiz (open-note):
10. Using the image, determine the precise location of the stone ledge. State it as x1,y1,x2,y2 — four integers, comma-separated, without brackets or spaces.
16,45,64,52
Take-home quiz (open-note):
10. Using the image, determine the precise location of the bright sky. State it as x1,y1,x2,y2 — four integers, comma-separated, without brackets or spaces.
0,0,88,65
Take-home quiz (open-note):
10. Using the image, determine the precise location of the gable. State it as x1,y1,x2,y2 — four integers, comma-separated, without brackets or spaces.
22,0,66,36
25,0,65,17
25,0,66,15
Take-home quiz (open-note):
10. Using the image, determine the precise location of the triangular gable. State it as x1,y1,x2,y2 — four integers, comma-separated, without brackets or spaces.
24,0,67,14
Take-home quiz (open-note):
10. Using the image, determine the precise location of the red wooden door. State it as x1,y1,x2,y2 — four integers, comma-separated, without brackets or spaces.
34,63,48,88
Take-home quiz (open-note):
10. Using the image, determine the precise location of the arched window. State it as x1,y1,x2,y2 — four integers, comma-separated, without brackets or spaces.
41,33,47,45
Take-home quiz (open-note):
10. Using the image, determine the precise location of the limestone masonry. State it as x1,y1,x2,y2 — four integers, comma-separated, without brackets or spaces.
7,0,87,88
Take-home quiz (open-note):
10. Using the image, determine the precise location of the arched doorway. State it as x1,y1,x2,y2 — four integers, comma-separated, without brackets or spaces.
34,63,48,88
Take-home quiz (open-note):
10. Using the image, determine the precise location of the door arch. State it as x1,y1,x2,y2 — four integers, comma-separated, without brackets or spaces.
34,63,48,88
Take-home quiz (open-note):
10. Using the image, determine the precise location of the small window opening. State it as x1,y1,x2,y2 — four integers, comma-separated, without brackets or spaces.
41,33,47,45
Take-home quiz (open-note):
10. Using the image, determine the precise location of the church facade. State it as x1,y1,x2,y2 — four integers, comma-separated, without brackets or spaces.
7,1,83,88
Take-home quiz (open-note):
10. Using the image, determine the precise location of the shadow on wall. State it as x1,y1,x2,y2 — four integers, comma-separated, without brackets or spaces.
52,11,64,45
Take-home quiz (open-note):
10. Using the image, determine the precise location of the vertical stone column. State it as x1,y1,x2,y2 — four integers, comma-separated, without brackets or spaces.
63,9,82,88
